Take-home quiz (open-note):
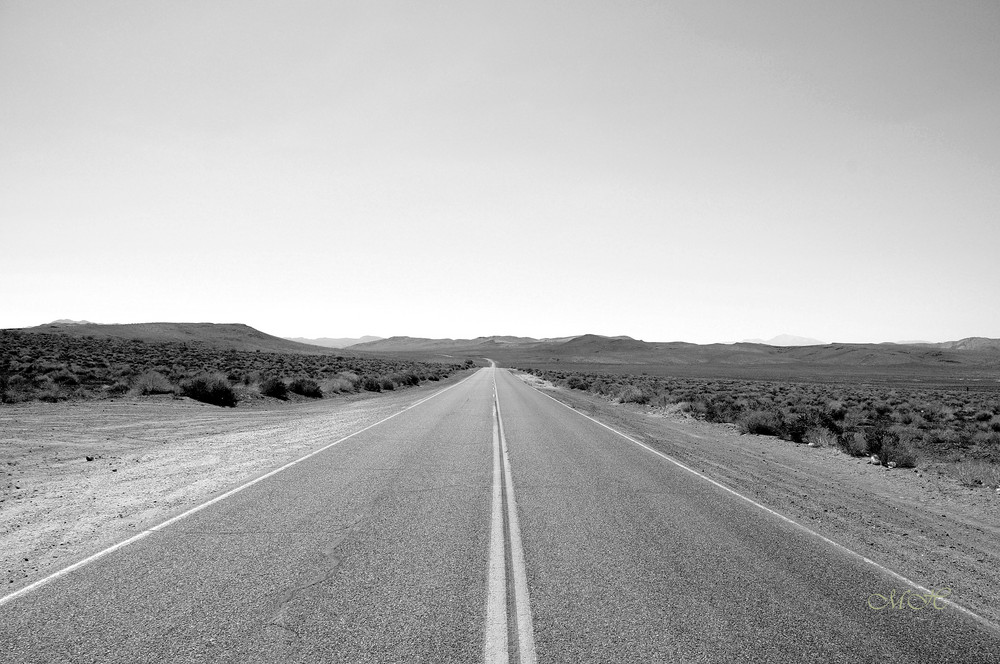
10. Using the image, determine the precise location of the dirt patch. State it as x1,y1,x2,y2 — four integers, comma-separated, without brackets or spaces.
516,373,555,390
1,375,469,593
516,375,1000,628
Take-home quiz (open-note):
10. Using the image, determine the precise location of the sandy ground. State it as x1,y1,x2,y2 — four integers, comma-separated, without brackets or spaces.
515,374,1000,629
0,375,470,593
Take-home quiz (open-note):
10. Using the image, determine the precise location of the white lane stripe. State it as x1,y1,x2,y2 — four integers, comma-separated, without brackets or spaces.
494,370,538,664
0,370,482,609
524,377,1000,636
485,399,509,664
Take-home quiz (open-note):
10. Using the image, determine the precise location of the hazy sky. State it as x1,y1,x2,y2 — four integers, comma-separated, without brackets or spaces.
2,1,998,343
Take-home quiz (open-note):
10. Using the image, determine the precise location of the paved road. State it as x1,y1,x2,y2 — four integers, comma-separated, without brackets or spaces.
2,367,999,663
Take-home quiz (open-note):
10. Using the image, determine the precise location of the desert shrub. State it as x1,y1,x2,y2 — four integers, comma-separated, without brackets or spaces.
338,371,359,384
883,439,918,468
181,374,237,407
990,416,1000,433
361,377,381,392
240,371,261,386
923,428,963,449
35,379,66,403
289,378,322,398
396,371,420,387
130,370,174,395
703,396,743,423
805,427,838,447
324,376,355,393
863,426,917,467
837,431,868,456
566,375,591,391
617,384,649,404
971,431,1000,448
1,375,35,403
780,415,809,443
380,378,395,391
952,459,1000,488
864,425,894,458
688,400,709,418
106,380,130,395
50,368,80,386
738,411,783,436
260,377,288,399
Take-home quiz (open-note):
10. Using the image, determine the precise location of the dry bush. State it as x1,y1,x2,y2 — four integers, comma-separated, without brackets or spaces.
805,427,838,447
260,377,288,399
738,411,783,436
971,431,1000,449
617,384,649,404
337,371,360,385
1,375,34,403
130,370,174,396
180,374,237,407
884,439,918,468
289,378,323,398
952,460,1000,489
323,376,355,393
837,432,868,456
35,378,67,403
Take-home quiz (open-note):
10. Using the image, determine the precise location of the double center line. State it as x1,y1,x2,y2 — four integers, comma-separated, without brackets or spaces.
485,368,537,664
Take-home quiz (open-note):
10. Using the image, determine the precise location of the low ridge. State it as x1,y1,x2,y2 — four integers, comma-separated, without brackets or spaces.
14,322,338,355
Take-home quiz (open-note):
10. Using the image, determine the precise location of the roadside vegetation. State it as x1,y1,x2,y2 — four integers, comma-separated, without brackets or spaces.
0,330,470,407
519,367,1000,485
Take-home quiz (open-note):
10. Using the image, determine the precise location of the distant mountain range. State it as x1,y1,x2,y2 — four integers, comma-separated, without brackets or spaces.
286,335,384,349
10,322,1000,380
350,335,580,352
740,334,825,346
348,333,1000,380
351,333,1000,357
49,319,97,326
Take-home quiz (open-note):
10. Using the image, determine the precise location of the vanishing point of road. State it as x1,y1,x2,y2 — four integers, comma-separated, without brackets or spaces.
2,366,999,663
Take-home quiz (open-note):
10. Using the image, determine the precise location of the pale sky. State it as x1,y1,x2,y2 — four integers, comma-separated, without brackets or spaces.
2,1,998,344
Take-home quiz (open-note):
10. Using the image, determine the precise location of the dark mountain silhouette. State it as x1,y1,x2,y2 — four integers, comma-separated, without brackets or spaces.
15,322,339,355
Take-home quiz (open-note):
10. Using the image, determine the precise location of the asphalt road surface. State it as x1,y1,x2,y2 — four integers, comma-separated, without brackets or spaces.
2,367,999,663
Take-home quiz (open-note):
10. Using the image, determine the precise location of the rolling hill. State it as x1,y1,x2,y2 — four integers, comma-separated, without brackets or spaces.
14,322,340,355
350,333,1000,382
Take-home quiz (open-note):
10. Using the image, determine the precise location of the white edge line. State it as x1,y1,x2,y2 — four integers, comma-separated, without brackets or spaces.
484,395,509,664
519,374,1000,636
0,370,481,609
494,369,538,664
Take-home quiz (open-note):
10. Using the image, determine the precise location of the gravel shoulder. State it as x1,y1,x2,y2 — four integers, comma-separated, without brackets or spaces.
0,373,471,593
516,373,1000,629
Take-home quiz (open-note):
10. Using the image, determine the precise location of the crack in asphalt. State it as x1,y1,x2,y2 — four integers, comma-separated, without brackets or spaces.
268,516,364,639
